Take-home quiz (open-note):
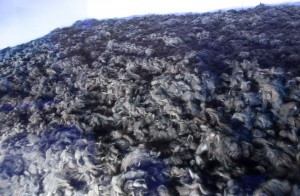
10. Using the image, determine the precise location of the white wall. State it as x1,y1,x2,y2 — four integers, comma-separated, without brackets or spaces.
0,0,299,49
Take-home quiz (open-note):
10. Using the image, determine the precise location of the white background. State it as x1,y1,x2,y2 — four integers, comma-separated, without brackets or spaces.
0,0,299,49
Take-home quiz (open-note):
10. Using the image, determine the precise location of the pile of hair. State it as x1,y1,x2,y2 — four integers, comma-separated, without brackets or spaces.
0,3,300,196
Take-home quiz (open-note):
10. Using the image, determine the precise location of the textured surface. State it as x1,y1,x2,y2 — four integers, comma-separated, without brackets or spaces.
0,4,300,196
